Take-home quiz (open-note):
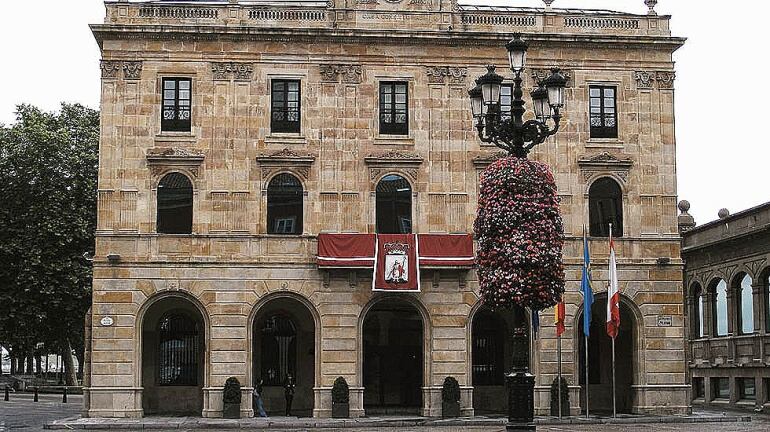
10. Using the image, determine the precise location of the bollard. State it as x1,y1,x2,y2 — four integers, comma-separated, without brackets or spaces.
4,386,8,401
33,387,39,402
62,386,68,403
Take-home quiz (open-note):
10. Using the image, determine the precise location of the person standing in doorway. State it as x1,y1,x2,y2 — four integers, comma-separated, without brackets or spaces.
252,378,267,417
283,373,295,416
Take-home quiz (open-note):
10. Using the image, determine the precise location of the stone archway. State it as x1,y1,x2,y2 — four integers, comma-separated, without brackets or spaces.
577,294,637,414
251,296,316,417
362,297,424,414
140,295,206,416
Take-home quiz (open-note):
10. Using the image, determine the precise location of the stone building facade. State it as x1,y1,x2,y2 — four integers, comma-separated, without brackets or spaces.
86,0,688,418
681,202,770,409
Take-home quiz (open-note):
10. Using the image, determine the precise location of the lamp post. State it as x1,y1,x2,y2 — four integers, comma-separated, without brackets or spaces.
468,34,567,431
469,34,566,159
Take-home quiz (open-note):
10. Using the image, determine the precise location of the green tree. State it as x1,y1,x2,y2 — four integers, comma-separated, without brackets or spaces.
0,104,98,384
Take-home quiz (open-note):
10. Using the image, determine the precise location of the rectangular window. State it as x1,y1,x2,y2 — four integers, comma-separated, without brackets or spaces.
500,84,513,121
161,78,192,132
379,81,409,135
711,377,730,400
271,79,301,133
738,378,756,400
589,86,618,139
692,377,705,400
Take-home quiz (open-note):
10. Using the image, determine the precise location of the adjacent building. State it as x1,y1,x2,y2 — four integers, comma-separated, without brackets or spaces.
681,202,770,409
86,0,688,418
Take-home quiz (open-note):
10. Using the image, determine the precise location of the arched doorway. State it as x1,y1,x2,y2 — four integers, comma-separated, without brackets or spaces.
577,294,636,414
376,174,412,234
252,296,316,417
362,297,424,414
470,306,528,415
141,296,205,415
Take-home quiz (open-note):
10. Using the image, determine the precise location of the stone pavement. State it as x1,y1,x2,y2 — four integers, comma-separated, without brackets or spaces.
43,409,758,431
0,393,82,431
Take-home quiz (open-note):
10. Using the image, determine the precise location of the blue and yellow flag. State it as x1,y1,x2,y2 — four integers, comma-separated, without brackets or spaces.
582,225,594,337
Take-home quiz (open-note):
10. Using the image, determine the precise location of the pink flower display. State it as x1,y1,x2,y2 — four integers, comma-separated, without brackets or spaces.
474,157,565,310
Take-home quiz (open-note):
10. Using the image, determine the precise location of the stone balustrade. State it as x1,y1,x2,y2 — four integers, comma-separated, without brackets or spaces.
103,1,671,37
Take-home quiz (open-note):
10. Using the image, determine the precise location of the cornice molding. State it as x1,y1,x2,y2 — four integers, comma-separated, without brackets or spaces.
256,147,316,165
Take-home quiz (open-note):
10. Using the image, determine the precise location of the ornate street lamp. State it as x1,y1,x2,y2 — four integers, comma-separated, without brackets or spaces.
469,34,566,159
469,34,567,431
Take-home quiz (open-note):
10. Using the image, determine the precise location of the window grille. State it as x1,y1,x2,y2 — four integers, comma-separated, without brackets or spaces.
379,82,409,135
589,86,618,138
271,80,301,133
157,312,199,386
162,78,192,132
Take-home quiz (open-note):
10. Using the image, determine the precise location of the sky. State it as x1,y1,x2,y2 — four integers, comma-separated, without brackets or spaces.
0,0,765,226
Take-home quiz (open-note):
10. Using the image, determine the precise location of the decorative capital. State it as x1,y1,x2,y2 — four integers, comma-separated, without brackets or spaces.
100,60,121,79
338,65,363,84
425,66,468,84
656,71,676,89
318,64,363,84
211,62,254,81
634,71,656,89
123,61,143,80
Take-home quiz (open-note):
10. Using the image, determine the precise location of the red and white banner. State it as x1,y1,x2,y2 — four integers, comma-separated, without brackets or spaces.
606,234,620,338
317,233,473,292
317,234,375,267
417,234,474,266
373,234,420,292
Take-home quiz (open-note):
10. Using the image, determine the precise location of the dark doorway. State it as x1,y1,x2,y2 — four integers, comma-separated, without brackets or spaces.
471,306,528,415
577,295,635,414
141,296,205,416
363,298,423,414
252,296,315,417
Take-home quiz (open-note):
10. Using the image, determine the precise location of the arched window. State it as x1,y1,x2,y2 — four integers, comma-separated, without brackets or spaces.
157,173,193,234
691,284,704,338
267,173,303,235
260,314,296,386
157,312,199,386
588,177,623,238
376,174,412,234
711,279,728,337
735,273,754,334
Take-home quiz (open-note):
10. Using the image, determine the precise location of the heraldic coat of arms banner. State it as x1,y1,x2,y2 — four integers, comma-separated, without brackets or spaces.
373,234,420,291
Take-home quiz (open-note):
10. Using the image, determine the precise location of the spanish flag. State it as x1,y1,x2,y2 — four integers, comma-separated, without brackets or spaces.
555,300,566,337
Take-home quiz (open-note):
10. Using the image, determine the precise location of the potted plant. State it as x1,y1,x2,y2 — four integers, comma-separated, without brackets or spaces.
549,376,569,417
223,377,241,419
331,376,349,418
441,376,461,418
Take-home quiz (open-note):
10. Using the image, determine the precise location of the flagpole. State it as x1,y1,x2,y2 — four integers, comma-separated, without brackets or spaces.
557,332,562,419
584,333,589,419
612,335,617,418
609,222,616,419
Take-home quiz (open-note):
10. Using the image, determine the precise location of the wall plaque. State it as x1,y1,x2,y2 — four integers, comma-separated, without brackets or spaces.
657,315,672,327
100,316,115,327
